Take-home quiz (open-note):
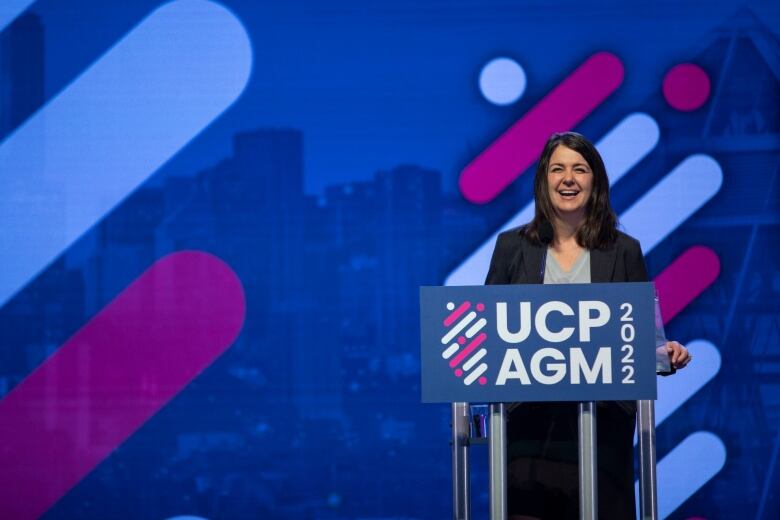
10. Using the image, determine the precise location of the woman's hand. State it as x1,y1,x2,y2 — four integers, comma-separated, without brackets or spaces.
666,341,691,369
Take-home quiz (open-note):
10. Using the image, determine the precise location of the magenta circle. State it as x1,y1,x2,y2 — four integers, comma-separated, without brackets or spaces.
455,369,464,377
476,303,485,312
457,336,466,345
478,376,488,385
662,63,710,111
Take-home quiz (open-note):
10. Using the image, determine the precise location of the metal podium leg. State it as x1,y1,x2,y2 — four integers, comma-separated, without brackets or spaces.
489,403,507,520
452,402,471,520
578,401,597,520
637,399,658,520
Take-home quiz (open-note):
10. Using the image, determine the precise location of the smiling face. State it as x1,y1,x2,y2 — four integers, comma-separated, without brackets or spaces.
546,144,594,224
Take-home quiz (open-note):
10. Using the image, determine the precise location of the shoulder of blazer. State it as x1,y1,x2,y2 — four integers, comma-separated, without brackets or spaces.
616,230,649,282
491,227,545,285
591,230,644,283
486,227,525,285
591,230,647,282
614,230,643,251
485,227,523,285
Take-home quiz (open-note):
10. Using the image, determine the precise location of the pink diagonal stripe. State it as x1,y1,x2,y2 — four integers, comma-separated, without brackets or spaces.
449,332,487,368
0,251,245,520
654,246,720,324
444,301,471,327
459,51,624,204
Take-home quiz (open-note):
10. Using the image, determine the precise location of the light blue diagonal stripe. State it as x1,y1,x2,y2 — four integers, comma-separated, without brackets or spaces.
0,0,252,308
634,339,721,446
0,0,35,32
634,339,721,447
635,431,726,518
620,154,722,254
634,340,723,515
655,339,720,426
445,113,660,286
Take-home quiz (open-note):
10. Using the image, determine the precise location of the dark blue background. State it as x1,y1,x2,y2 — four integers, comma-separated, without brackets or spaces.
1,0,779,518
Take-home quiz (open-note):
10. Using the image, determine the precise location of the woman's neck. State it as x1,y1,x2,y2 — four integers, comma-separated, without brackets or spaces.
551,213,584,249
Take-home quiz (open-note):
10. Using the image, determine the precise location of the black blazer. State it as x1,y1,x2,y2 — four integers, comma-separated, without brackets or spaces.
485,227,648,519
485,227,649,286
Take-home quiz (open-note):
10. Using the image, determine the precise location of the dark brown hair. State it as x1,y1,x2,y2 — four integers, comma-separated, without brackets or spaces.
521,132,618,249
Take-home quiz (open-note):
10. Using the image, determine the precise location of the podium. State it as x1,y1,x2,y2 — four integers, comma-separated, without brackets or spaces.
450,400,658,520
420,283,661,520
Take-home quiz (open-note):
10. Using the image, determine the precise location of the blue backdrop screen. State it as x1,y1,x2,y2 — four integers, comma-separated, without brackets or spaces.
0,0,779,518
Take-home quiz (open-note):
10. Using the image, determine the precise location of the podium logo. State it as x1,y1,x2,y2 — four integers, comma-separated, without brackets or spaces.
441,299,619,387
441,301,489,385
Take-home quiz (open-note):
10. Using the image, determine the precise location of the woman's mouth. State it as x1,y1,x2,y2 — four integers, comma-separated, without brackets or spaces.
558,190,580,199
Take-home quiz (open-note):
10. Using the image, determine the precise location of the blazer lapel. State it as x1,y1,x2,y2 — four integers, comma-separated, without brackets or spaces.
590,244,618,283
521,239,546,284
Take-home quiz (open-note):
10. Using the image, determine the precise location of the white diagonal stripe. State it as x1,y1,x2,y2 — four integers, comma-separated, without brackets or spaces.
441,312,477,344
464,363,488,385
442,343,460,359
620,154,722,254
465,318,487,338
445,113,659,286
462,348,487,371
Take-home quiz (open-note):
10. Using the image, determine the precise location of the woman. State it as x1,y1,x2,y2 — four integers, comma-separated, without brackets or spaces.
485,132,691,519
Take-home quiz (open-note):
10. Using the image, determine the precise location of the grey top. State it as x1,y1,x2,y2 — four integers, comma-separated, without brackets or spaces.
543,248,591,284
542,247,672,373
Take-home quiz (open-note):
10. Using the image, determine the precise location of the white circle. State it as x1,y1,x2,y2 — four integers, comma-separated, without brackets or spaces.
447,302,455,311
479,57,527,106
